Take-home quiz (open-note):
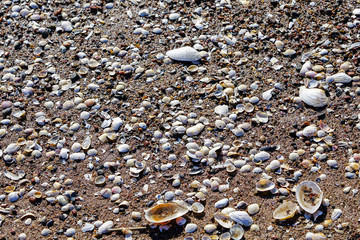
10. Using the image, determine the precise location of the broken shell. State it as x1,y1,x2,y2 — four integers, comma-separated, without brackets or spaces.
299,87,328,108
331,209,342,220
326,72,352,84
34,191,42,199
230,224,244,240
273,202,298,220
306,232,326,240
191,202,205,214
256,179,275,192
214,212,234,228
144,201,189,223
296,181,323,214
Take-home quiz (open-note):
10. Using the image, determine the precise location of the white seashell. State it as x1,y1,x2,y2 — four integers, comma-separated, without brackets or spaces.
70,152,85,161
98,221,113,235
144,201,189,223
117,144,130,153
256,111,269,123
262,89,274,100
302,125,318,137
186,123,204,136
299,87,328,108
4,143,20,154
331,208,342,220
215,105,229,116
166,46,201,62
253,151,270,163
256,179,275,192
214,212,233,228
215,198,229,209
273,202,297,220
265,160,281,171
326,72,352,83
296,181,323,214
326,160,338,168
191,202,204,213
204,224,217,233
229,211,253,227
247,204,259,215
230,224,244,240
185,223,197,233
8,192,20,202
231,128,244,137
300,61,312,75
306,232,326,240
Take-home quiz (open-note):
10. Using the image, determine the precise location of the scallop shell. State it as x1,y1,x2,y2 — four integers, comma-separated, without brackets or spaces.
273,202,298,220
256,179,275,192
214,212,234,228
144,201,189,223
230,224,244,240
299,87,328,108
296,181,323,214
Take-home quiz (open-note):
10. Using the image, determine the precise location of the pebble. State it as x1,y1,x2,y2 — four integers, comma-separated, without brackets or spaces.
185,223,197,233
65,228,76,237
247,204,260,215
61,21,73,32
215,198,229,209
82,223,94,232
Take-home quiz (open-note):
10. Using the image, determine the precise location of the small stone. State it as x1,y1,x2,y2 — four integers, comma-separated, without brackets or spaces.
82,223,94,232
185,223,197,233
65,228,76,237
8,192,20,202
61,21,73,32
283,49,296,56
166,47,201,62
247,204,260,215
131,211,142,221
41,228,51,236
215,198,229,209
117,144,130,153
98,221,113,234
204,224,217,233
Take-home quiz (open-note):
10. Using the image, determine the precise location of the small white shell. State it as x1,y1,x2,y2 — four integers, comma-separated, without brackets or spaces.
302,125,318,137
296,181,323,214
299,87,328,108
166,46,201,62
331,208,342,220
253,151,270,163
306,232,326,240
256,179,275,192
229,211,253,227
191,202,204,214
256,111,269,123
265,160,281,171
326,72,352,83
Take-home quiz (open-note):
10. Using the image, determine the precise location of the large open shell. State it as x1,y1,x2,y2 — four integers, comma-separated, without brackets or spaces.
144,201,189,223
214,212,234,228
273,202,298,220
296,181,323,214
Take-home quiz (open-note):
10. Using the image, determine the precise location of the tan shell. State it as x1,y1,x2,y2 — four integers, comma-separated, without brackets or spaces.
214,212,234,228
230,224,244,240
255,179,275,192
273,202,298,220
296,181,323,214
144,201,189,223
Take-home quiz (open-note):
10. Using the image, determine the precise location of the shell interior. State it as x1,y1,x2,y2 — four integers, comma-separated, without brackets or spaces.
273,202,298,220
144,202,189,223
214,212,234,228
256,179,275,192
296,181,323,214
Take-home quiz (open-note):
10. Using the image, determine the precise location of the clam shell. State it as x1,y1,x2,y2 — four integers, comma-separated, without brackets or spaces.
144,201,189,223
191,202,205,214
273,202,297,220
214,212,234,228
229,211,253,227
256,179,275,192
302,125,317,137
230,224,244,240
166,46,201,62
299,87,328,108
296,181,323,214
326,72,352,83
256,111,269,123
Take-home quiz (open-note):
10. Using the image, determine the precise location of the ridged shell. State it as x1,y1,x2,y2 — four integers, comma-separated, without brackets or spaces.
144,201,189,223
299,87,328,108
214,212,234,228
296,181,323,214
273,202,298,220
230,224,244,240
166,47,201,62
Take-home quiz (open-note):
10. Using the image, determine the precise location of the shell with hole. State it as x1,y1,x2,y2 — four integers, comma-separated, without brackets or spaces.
144,201,189,223
273,202,298,220
296,181,323,214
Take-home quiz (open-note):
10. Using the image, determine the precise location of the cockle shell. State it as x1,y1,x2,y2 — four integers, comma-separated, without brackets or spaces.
144,201,189,223
299,87,328,108
273,202,298,220
214,212,234,228
296,181,323,214
230,224,244,240
166,46,201,62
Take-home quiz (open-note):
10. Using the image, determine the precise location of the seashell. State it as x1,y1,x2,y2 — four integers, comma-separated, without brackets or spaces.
95,176,106,187
82,136,91,150
300,61,312,75
299,87,328,108
215,198,229,209
265,160,280,171
4,170,25,180
117,144,130,153
296,181,323,214
244,103,254,113
273,202,297,220
331,208,342,220
256,111,269,123
186,123,204,136
20,212,36,220
144,201,189,223
220,232,231,240
256,179,275,192
302,125,318,137
188,65,198,73
230,224,244,240
226,164,237,174
214,212,234,228
229,211,253,227
215,105,229,116
185,223,197,233
326,72,352,84
253,151,270,163
306,232,326,240
166,46,201,62
191,202,204,214
204,224,217,233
